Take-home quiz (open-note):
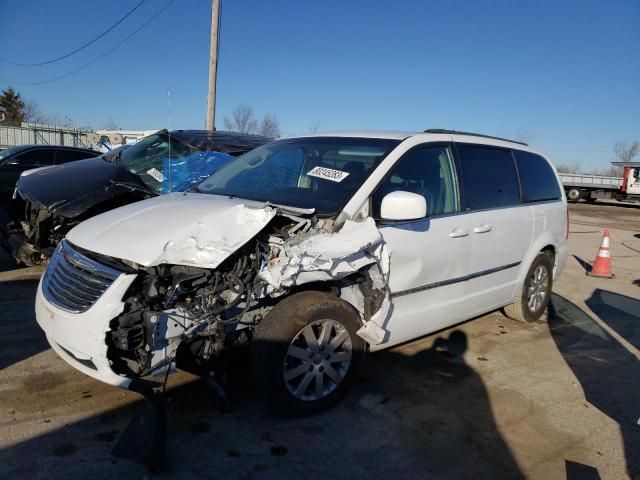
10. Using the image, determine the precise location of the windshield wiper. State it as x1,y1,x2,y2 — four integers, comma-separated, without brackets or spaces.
110,179,154,195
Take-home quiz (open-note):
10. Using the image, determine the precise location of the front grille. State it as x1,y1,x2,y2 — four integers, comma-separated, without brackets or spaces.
42,240,123,313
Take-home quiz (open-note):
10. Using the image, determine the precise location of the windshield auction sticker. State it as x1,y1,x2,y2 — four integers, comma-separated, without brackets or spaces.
307,166,350,182
146,167,167,182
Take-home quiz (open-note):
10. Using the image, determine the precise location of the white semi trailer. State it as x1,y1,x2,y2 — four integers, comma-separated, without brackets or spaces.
559,162,640,203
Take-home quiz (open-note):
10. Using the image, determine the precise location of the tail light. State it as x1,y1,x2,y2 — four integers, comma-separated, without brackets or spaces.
565,207,570,239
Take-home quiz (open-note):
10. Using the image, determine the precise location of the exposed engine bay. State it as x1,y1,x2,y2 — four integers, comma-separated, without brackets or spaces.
5,191,150,265
104,209,390,379
0,198,69,266
18,199,81,263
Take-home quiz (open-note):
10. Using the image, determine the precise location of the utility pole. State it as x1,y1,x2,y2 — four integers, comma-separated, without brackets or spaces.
206,0,220,131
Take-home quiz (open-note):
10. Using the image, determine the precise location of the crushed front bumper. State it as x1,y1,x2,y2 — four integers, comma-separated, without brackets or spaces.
35,273,138,388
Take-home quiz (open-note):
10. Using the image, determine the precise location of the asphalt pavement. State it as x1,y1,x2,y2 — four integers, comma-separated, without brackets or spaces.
0,201,638,479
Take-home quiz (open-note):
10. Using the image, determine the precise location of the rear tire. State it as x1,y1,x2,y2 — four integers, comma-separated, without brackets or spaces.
504,252,553,323
251,291,366,416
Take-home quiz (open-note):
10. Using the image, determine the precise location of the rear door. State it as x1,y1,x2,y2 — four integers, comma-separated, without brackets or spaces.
373,143,476,347
455,144,533,312
513,149,566,273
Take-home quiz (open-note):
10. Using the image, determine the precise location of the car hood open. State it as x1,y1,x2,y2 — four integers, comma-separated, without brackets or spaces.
17,157,147,218
66,192,277,268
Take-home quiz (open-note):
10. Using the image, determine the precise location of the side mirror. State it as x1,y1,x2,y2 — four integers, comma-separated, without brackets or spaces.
380,191,427,221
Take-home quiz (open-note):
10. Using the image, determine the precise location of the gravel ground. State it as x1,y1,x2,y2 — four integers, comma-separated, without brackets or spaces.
0,202,638,480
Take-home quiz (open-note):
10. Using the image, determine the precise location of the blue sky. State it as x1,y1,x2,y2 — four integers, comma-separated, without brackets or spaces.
1,0,638,169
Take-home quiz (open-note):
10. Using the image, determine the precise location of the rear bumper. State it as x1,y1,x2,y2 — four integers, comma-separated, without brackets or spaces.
555,242,569,281
35,273,138,388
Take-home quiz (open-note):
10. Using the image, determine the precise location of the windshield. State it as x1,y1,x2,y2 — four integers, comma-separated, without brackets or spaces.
118,133,233,194
197,137,401,215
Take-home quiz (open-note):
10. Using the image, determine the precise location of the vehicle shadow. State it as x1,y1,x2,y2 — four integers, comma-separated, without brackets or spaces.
548,293,640,479
0,247,18,272
0,279,47,371
0,330,522,479
585,289,640,350
359,330,523,479
572,254,592,274
564,460,601,480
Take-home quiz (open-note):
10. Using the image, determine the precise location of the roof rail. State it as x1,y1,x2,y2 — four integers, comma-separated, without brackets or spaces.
423,129,528,146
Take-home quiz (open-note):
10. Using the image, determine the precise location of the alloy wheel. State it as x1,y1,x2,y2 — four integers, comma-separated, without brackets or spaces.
283,319,353,401
527,265,549,313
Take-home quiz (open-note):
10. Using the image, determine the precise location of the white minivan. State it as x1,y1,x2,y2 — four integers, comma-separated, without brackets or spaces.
35,130,568,415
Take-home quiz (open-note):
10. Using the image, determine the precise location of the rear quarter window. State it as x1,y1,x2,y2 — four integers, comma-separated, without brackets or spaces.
513,150,562,202
56,149,97,163
457,145,520,210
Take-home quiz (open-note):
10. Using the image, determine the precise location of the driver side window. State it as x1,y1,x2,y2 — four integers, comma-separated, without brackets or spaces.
372,144,459,218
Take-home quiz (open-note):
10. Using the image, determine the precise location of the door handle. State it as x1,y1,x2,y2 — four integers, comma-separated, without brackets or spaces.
473,224,492,234
449,228,469,238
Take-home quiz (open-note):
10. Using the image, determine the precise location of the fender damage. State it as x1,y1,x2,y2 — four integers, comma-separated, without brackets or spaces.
51,195,391,381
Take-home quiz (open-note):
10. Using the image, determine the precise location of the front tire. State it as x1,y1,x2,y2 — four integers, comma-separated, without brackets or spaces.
251,291,366,416
504,252,553,323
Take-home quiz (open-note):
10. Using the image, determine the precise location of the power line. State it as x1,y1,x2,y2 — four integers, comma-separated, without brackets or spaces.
0,0,148,67
4,0,175,86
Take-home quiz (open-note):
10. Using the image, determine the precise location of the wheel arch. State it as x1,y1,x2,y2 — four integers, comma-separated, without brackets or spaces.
514,234,559,297
271,272,379,326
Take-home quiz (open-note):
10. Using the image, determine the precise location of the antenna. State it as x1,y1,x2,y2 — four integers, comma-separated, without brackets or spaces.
167,88,172,193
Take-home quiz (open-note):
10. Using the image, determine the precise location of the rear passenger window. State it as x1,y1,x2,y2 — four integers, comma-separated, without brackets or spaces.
373,145,458,218
513,150,561,202
457,145,520,210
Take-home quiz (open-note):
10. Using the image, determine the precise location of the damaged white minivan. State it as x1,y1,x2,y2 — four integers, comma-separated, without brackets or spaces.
36,130,568,415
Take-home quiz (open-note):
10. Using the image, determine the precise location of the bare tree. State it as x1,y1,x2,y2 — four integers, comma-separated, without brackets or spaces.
23,100,48,124
514,127,534,144
593,165,623,177
613,140,639,163
555,161,582,174
259,113,281,138
223,104,282,137
308,120,321,134
1,88,80,128
42,113,74,128
61,115,74,128
102,115,118,130
223,104,257,134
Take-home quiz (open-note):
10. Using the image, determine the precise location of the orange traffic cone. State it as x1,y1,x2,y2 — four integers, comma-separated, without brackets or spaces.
589,230,614,278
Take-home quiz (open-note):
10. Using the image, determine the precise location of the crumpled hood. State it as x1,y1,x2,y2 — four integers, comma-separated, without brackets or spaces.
17,157,143,217
67,193,277,268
